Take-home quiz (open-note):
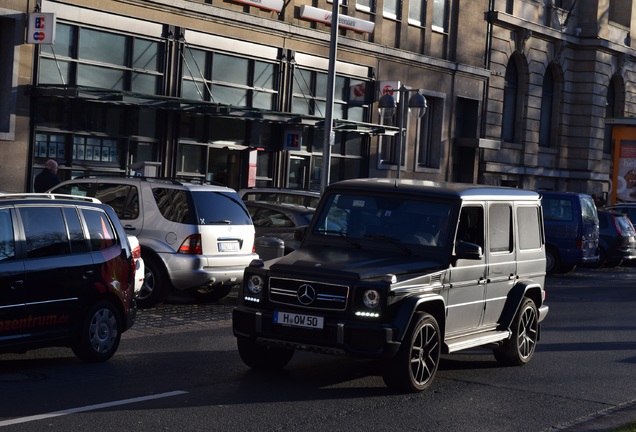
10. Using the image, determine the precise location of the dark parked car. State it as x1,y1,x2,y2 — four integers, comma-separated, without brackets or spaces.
0,193,136,361
593,209,636,267
604,203,636,226
234,179,549,392
539,191,600,274
246,201,315,254
239,188,320,208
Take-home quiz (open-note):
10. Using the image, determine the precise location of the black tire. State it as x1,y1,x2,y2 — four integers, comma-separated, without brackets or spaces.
557,263,577,274
136,255,169,308
605,259,623,268
545,247,561,275
493,297,539,366
588,248,605,269
72,302,121,362
236,337,294,370
190,284,233,303
382,312,441,392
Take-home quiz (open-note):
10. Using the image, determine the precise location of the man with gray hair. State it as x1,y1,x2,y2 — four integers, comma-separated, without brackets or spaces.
34,159,61,192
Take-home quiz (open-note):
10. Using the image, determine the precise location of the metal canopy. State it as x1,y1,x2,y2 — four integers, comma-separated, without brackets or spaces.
32,85,398,136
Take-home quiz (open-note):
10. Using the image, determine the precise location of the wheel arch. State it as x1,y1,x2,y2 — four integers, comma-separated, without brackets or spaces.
391,294,446,343
497,280,543,331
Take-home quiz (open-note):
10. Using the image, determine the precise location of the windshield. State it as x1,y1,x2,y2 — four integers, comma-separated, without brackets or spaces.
312,193,453,248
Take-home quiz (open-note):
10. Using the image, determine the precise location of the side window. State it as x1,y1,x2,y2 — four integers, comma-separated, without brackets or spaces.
518,206,542,250
152,188,192,224
82,208,116,250
457,206,484,249
543,198,573,221
63,207,89,253
0,208,15,261
20,207,70,258
94,183,140,220
51,182,92,197
489,204,512,253
252,208,293,228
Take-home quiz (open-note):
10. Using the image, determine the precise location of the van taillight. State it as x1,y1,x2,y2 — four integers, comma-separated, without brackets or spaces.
178,234,203,255
576,240,584,249
131,244,141,260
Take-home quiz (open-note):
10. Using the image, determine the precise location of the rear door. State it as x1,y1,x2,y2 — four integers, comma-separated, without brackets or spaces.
18,205,92,341
0,207,27,342
483,202,516,327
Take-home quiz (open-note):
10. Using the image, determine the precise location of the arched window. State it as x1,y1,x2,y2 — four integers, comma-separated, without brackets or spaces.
539,67,555,148
501,60,518,143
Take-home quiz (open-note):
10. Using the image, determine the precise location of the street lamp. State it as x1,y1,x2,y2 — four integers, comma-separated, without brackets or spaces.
378,85,427,179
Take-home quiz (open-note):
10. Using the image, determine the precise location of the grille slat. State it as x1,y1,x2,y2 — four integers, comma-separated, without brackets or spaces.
269,277,350,311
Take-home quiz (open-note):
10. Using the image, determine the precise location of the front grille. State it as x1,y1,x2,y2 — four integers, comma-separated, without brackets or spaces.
269,277,349,311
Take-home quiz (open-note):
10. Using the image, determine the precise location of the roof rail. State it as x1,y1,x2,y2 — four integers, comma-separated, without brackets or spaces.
0,193,102,203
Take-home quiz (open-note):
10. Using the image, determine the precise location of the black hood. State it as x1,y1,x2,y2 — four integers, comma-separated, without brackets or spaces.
268,245,444,281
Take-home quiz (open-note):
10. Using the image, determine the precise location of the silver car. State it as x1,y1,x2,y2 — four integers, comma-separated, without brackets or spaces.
50,177,256,307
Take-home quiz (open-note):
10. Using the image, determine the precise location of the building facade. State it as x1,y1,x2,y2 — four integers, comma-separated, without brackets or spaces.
1,0,635,203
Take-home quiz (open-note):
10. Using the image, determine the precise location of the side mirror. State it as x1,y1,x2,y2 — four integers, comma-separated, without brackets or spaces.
454,240,483,260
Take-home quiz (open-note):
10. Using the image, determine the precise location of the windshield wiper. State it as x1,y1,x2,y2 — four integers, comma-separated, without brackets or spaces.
315,229,361,248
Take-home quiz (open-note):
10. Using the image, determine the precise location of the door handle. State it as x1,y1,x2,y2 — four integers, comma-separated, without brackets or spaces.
10,280,24,290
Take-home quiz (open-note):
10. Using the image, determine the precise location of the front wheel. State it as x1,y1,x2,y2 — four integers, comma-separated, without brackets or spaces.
236,337,294,370
72,302,121,362
136,256,169,308
382,312,441,392
494,297,539,366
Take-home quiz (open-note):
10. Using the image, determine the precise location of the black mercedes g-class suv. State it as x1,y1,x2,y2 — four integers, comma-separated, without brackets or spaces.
233,179,549,392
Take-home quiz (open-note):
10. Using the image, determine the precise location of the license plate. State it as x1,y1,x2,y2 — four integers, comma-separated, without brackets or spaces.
218,241,240,252
274,311,324,329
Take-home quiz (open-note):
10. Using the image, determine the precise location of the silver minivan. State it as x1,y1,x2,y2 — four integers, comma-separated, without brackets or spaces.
50,177,256,307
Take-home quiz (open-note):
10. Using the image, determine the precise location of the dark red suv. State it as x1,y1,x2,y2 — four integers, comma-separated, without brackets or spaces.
0,193,137,361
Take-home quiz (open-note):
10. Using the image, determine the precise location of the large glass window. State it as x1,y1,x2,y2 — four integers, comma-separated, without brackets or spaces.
356,0,374,12
182,48,277,108
384,0,399,19
39,23,163,95
408,0,425,25
502,59,519,143
292,69,369,121
432,0,449,32
539,66,557,148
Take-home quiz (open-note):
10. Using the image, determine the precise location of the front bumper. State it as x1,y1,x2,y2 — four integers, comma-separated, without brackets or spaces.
232,306,401,359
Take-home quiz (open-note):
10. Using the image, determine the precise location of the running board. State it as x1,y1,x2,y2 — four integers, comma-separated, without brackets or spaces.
445,330,511,353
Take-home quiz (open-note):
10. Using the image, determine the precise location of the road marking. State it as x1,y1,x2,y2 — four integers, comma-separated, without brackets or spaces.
0,390,188,427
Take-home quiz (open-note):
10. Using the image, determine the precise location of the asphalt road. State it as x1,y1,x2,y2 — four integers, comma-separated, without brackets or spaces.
0,265,635,431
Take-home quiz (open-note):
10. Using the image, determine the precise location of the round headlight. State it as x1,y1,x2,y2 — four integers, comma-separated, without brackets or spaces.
362,289,381,309
247,274,264,294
